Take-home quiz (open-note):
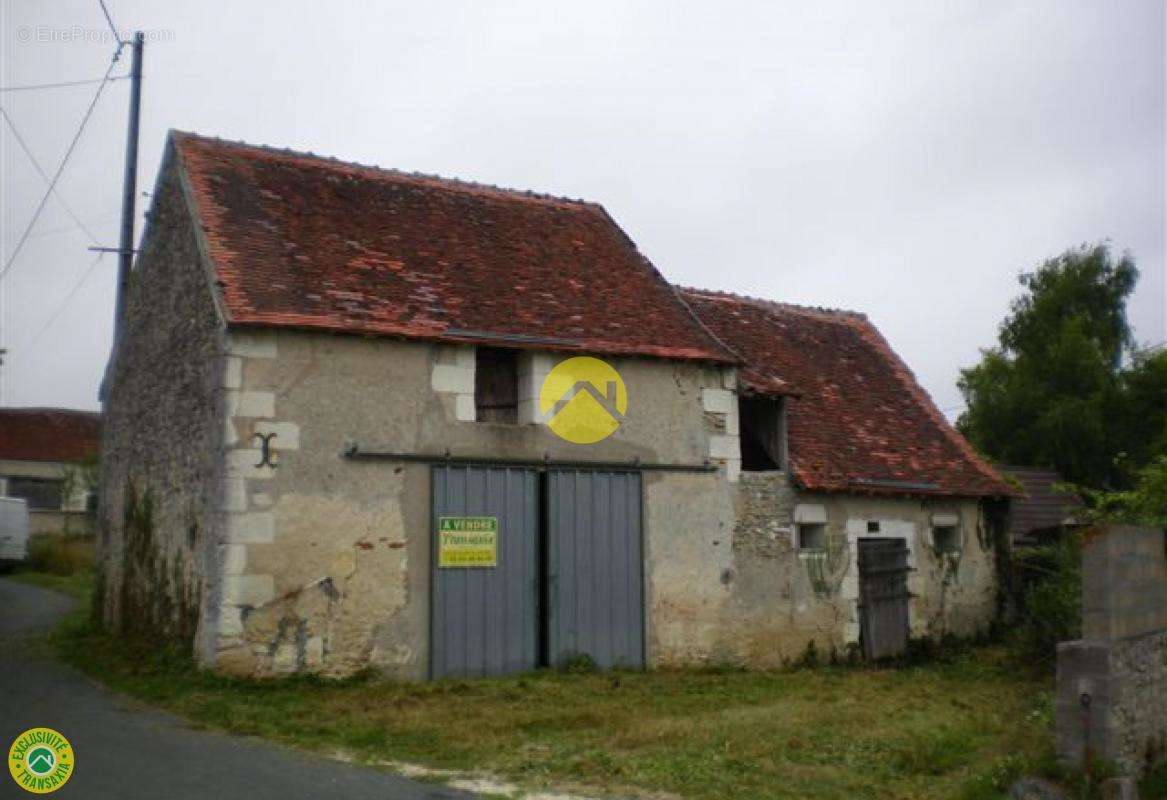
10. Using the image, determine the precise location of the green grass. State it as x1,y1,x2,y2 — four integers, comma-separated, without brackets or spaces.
8,567,93,600
24,533,95,577
30,571,1063,800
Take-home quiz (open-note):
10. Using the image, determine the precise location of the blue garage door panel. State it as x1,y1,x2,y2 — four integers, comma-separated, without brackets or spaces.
547,469,644,670
431,465,539,678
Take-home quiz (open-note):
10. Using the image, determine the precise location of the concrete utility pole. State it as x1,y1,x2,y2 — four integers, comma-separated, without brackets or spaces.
113,31,144,335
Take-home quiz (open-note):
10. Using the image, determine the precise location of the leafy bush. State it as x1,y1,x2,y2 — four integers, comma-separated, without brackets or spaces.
1012,535,1081,663
1076,456,1167,529
1142,761,1167,799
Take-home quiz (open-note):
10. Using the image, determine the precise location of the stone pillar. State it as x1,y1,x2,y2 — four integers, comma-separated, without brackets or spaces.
1055,525,1167,779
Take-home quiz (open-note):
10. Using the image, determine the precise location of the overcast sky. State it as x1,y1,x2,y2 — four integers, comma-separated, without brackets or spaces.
1,1,1163,417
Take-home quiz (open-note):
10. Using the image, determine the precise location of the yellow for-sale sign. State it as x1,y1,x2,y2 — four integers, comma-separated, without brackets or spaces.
437,516,498,568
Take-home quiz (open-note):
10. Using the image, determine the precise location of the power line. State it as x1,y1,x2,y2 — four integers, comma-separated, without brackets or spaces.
0,75,129,93
0,43,123,284
20,252,106,352
26,213,120,242
97,0,123,43
0,106,101,244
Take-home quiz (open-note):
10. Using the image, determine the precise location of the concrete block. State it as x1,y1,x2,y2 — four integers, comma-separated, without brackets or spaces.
721,367,738,390
431,363,475,394
708,434,740,460
518,350,556,376
236,391,275,419
227,331,277,359
221,574,275,606
223,416,238,447
254,420,300,450
841,575,859,600
453,393,476,422
224,512,275,544
843,622,860,644
724,457,741,484
223,355,243,390
518,352,555,422
305,636,324,668
220,478,247,512
794,504,827,524
218,605,243,637
1056,639,1116,770
222,544,247,575
272,643,298,673
701,387,735,415
517,398,540,425
455,345,476,368
225,449,274,479
434,344,475,368
723,396,740,437
223,389,239,417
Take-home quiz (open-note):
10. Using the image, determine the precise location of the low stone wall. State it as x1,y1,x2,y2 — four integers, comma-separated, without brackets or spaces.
29,510,94,538
1056,525,1167,778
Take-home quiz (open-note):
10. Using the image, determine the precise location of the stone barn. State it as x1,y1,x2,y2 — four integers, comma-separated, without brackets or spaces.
98,131,1015,678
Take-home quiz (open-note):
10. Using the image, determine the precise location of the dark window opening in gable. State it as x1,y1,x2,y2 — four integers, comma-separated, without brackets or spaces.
6,477,63,510
475,347,519,424
798,522,826,552
933,525,960,553
739,395,786,471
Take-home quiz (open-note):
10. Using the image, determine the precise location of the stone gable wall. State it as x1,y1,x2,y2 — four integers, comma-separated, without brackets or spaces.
97,152,226,655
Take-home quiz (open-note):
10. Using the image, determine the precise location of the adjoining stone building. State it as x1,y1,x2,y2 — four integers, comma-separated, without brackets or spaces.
0,408,100,537
99,131,1015,678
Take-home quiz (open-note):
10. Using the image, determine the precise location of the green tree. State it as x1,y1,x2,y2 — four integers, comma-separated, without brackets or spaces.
1075,456,1167,529
1111,348,1167,481
956,243,1164,489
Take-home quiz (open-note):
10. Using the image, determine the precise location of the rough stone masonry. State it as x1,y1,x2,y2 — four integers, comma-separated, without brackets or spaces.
1056,525,1167,779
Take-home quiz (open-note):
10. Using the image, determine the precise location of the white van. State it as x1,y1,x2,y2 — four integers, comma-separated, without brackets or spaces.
0,497,30,572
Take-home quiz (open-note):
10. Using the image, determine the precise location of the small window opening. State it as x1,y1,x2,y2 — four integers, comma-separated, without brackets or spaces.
867,520,880,533
739,395,786,471
475,347,519,424
6,477,63,510
798,522,826,552
933,525,960,553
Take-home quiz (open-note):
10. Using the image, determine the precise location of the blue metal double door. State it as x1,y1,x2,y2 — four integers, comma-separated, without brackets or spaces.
430,465,644,678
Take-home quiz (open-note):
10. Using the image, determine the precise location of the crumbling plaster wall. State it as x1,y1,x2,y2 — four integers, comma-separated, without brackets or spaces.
98,152,225,651
196,319,998,678
646,471,998,668
211,332,733,678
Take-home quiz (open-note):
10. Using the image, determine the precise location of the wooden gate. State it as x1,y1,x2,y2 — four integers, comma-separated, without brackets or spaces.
857,538,911,660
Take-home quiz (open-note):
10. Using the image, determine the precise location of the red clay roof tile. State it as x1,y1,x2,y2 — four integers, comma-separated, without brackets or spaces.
172,132,736,363
0,408,101,463
682,288,1015,498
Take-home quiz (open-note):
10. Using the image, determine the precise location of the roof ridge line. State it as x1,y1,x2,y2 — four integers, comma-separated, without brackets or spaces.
170,129,597,209
677,285,868,320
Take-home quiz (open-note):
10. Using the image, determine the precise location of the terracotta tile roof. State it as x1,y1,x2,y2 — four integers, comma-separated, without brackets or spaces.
171,132,735,363
0,408,101,463
1001,466,1085,538
681,289,1016,498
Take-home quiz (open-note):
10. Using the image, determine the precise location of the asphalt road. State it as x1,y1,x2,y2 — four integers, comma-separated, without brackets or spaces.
0,577,474,800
